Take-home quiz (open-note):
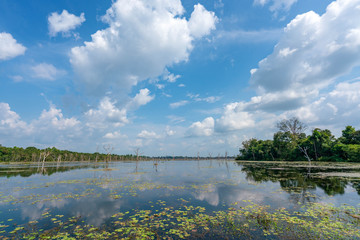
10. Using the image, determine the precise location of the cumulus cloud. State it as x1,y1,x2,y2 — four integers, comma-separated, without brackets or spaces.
187,117,214,137
85,97,128,129
0,32,26,60
288,80,360,128
188,4,218,39
48,10,85,37
70,0,217,96
35,105,80,131
103,131,126,139
215,102,255,132
241,89,318,112
32,63,65,80
0,103,29,135
137,130,161,139
0,102,82,147
126,88,154,110
85,88,154,129
249,0,360,111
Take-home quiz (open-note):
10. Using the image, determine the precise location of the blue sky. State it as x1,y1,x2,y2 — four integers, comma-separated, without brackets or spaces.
1,0,360,156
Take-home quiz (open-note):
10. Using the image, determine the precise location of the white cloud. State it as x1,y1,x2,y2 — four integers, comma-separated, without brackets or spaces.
0,103,29,135
103,131,126,139
34,105,80,131
164,71,181,83
254,0,297,13
32,63,65,81
85,89,153,129
0,32,26,60
126,88,154,110
288,80,360,128
188,4,218,39
187,117,214,137
188,93,221,103
215,102,255,132
178,83,185,87
156,84,165,89
249,0,360,111
0,102,82,147
170,100,189,109
85,97,128,129
137,130,161,139
70,0,217,96
48,10,85,37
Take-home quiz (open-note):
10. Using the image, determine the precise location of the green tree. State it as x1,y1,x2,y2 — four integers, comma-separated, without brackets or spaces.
340,126,360,145
273,131,295,160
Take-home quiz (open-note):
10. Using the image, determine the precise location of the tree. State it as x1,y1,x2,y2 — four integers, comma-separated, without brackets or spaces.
340,126,360,144
276,117,307,140
273,131,295,160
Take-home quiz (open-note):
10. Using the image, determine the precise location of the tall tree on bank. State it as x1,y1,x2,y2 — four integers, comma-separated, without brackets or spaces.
276,117,307,141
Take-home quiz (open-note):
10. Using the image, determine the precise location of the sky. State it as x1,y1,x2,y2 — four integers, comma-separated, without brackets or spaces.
1,0,360,157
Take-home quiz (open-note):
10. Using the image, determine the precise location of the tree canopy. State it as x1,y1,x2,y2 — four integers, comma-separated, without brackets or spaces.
238,120,360,162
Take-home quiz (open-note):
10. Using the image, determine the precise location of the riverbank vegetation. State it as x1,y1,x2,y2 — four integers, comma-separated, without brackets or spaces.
0,145,138,163
237,118,360,162
0,145,223,163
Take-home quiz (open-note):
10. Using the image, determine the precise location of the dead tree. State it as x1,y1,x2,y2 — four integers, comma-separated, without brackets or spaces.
103,144,114,163
298,146,312,163
134,148,143,173
39,150,51,174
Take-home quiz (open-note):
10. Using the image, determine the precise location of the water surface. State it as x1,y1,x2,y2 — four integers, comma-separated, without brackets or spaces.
0,160,359,239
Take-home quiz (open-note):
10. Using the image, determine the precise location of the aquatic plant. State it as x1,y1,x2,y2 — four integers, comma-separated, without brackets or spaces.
1,200,359,239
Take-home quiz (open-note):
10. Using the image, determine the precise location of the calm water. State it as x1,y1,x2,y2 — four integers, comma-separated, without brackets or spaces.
0,160,359,238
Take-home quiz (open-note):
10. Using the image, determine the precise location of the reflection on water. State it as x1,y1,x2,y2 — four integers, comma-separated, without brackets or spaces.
239,161,360,197
0,160,359,238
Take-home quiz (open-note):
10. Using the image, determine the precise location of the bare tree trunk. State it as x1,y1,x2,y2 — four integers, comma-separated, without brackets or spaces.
298,146,312,162
41,151,50,174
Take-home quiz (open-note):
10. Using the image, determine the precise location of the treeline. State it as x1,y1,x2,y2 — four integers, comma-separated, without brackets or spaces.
237,118,360,162
0,145,139,162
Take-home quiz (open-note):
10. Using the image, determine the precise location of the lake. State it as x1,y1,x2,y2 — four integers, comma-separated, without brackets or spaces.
0,160,359,239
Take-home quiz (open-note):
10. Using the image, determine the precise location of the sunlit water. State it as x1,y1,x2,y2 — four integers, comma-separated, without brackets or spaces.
0,160,359,238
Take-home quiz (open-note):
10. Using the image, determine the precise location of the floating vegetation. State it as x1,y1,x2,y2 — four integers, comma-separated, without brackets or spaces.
1,200,359,239
315,172,360,178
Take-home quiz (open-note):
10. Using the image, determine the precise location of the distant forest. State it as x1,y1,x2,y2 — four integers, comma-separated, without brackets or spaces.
0,145,221,163
0,145,138,163
237,118,360,162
